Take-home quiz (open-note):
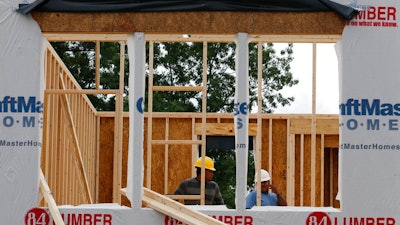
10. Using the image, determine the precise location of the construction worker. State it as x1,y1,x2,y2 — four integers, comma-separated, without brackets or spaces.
245,169,287,208
173,156,224,205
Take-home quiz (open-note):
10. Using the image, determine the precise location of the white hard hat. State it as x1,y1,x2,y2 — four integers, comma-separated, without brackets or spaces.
255,169,271,182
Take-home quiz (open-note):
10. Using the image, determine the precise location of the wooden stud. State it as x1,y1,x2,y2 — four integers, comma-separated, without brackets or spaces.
255,41,263,207
95,41,100,90
164,118,169,194
310,42,317,206
147,41,155,189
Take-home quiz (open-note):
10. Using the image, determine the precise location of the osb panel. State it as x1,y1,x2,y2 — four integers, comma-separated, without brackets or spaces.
323,148,340,208
167,144,193,194
32,11,345,35
98,117,115,203
167,118,196,195
151,118,194,194
261,118,270,167
270,119,287,197
151,118,166,140
147,118,166,192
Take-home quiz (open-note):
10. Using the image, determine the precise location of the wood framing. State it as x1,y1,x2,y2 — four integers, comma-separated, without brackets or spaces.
97,113,340,207
38,8,345,216
39,170,64,225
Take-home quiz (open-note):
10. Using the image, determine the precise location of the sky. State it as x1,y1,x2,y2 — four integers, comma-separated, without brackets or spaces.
273,43,340,114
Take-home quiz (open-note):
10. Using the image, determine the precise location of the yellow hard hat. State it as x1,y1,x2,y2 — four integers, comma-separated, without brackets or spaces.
194,156,216,171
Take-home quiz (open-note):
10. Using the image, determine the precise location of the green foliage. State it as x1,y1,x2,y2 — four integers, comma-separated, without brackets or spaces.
248,43,298,112
207,149,255,209
151,42,297,113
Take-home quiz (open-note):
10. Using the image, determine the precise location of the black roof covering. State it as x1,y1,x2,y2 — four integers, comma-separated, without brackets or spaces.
18,0,358,20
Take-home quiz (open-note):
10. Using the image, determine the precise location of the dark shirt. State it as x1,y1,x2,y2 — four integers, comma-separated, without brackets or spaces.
174,178,224,205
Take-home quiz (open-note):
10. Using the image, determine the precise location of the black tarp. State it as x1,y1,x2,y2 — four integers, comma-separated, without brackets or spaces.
18,0,358,20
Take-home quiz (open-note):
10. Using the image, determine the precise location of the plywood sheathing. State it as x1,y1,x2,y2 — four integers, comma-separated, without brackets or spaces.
32,11,345,35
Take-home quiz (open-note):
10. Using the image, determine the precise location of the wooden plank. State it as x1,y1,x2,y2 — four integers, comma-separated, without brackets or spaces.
200,42,208,206
43,33,342,43
290,119,339,134
95,41,100,89
143,188,226,225
152,140,202,145
311,43,317,207
97,111,338,119
111,41,125,204
165,195,201,200
45,89,119,94
40,170,65,225
34,11,346,35
164,118,169,194
254,42,263,207
147,41,155,189
195,123,257,136
152,86,203,92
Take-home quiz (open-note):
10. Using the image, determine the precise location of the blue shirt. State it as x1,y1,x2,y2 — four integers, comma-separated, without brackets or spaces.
245,190,278,209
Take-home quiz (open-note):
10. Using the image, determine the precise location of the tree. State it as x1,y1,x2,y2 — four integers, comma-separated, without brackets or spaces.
248,43,297,113
208,148,255,209
152,42,297,113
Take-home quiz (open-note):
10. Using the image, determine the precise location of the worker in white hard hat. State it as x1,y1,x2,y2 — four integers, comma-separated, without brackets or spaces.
245,169,287,208
173,156,224,205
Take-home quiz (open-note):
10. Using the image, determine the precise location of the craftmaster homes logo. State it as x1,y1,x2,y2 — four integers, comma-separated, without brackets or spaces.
346,5,398,28
0,96,43,147
339,98,400,131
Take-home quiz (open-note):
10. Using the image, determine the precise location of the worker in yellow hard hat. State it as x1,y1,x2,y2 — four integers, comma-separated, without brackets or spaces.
173,156,224,205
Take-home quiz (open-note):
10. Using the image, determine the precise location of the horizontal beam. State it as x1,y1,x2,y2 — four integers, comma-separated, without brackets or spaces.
43,33,341,43
195,123,258,136
151,140,203,145
33,11,346,36
97,111,339,119
143,188,226,225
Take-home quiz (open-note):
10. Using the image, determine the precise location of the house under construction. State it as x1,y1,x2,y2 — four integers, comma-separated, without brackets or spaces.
1,1,362,225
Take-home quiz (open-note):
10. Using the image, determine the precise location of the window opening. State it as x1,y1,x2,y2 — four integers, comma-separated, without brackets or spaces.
43,34,341,209
198,136,254,209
